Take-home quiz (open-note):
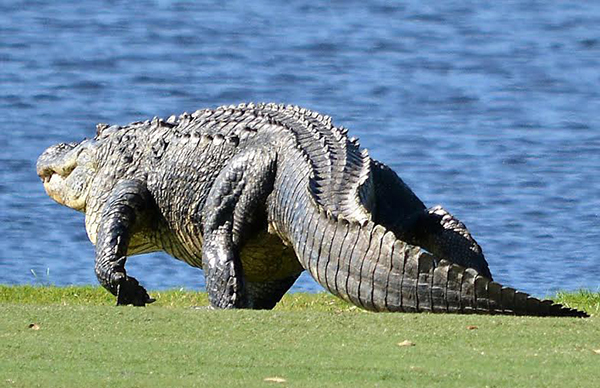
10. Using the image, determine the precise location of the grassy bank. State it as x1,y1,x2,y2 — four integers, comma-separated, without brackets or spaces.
0,286,598,388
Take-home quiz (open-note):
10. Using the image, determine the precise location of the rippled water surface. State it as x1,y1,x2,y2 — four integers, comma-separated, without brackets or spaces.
1,0,599,296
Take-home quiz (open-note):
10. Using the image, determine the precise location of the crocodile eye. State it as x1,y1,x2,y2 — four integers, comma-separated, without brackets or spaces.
96,123,110,136
227,135,239,147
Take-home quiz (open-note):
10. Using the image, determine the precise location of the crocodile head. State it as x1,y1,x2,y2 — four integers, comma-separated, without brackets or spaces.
37,139,98,211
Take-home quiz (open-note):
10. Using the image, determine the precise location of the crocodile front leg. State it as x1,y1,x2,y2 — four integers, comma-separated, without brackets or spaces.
202,148,276,309
94,179,155,306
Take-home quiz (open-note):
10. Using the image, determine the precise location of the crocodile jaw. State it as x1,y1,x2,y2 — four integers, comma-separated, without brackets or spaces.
37,141,97,211
41,170,87,210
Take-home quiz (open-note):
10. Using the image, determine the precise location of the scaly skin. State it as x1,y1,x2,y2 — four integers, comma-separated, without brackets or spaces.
37,103,587,316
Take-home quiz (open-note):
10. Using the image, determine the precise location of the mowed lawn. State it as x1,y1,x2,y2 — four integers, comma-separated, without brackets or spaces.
0,286,598,388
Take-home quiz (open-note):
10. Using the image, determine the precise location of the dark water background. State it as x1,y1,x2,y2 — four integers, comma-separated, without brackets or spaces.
1,0,599,296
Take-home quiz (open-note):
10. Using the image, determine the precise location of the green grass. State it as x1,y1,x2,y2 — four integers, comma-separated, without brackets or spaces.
0,286,599,388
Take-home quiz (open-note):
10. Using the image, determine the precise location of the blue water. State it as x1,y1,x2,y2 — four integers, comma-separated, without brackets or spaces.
1,0,599,297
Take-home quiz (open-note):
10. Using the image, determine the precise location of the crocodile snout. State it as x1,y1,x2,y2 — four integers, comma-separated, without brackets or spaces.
36,142,80,181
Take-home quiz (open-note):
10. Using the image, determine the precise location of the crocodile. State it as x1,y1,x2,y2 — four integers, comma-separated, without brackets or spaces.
37,102,587,317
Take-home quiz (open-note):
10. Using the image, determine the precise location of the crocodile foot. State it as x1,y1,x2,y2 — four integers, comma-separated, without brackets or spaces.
116,276,155,306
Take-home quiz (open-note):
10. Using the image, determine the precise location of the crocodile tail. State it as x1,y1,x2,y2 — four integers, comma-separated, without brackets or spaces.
296,211,588,317
425,257,588,317
379,236,588,317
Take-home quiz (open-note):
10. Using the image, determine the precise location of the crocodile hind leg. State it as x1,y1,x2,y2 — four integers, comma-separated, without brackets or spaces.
369,161,491,278
404,206,492,279
201,148,277,309
246,273,301,309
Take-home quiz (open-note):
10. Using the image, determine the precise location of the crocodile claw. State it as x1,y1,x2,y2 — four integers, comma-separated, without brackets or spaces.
116,276,155,306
